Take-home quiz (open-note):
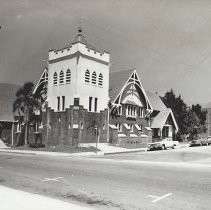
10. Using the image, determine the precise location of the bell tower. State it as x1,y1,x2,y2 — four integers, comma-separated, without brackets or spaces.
47,28,110,113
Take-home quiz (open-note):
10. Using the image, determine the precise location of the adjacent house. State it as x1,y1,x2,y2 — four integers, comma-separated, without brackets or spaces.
146,90,178,141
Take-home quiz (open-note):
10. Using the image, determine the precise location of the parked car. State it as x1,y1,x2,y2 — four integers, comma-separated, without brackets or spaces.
190,138,210,147
148,139,179,150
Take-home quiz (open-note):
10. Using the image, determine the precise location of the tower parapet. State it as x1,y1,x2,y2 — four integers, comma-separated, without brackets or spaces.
49,28,110,64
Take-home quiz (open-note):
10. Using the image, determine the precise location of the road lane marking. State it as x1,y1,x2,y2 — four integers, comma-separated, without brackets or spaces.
148,193,172,203
42,177,63,182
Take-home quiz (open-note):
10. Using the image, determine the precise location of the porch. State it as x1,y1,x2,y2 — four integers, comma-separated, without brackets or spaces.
152,125,174,142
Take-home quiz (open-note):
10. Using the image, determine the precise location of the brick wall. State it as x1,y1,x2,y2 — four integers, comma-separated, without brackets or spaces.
109,104,150,147
42,105,108,147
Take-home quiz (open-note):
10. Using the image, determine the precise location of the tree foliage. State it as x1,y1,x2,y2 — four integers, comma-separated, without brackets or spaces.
13,82,43,146
191,104,207,134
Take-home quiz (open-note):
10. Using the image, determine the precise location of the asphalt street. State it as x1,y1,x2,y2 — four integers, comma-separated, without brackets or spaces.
0,146,211,210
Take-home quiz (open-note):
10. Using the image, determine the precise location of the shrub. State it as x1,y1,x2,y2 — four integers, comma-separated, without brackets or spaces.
29,143,45,148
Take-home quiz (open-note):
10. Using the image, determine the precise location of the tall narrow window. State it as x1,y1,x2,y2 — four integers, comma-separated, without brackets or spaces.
94,98,98,112
53,72,57,85
89,97,92,112
85,69,90,83
118,105,122,115
139,107,144,118
98,73,103,87
57,96,60,111
128,106,130,116
92,71,97,85
126,105,137,118
59,70,64,84
66,69,71,83
62,96,65,111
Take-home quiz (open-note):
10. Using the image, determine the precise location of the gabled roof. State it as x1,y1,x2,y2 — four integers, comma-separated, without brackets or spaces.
109,69,134,102
145,90,166,111
0,83,20,122
33,67,48,94
151,108,178,131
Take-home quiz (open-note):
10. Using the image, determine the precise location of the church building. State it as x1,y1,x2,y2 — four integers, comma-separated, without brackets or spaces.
9,28,178,148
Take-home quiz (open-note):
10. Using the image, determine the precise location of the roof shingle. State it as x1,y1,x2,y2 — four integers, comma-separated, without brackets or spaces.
145,90,166,111
109,69,134,102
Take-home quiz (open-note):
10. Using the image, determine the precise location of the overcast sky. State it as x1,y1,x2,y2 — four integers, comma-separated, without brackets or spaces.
0,0,211,105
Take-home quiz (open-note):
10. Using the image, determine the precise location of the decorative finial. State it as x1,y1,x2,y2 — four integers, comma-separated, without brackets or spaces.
78,27,82,37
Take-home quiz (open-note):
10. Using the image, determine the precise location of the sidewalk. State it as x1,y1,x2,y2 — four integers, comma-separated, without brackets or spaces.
0,143,148,156
0,185,92,210
92,143,148,155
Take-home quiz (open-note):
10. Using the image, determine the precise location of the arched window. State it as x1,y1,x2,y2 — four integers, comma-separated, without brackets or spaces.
53,72,57,85
66,69,71,83
85,69,90,83
59,70,64,84
98,73,103,86
92,71,97,85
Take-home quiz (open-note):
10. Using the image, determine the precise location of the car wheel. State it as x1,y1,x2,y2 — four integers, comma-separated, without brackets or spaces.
162,144,166,150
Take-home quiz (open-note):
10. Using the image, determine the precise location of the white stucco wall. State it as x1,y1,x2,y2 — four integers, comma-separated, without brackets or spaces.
47,58,77,110
77,56,109,112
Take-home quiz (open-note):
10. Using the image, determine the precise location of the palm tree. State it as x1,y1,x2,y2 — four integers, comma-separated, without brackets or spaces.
13,82,42,146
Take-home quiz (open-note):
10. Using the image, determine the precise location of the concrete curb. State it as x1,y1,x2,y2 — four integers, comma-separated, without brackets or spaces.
175,144,190,149
104,148,148,155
